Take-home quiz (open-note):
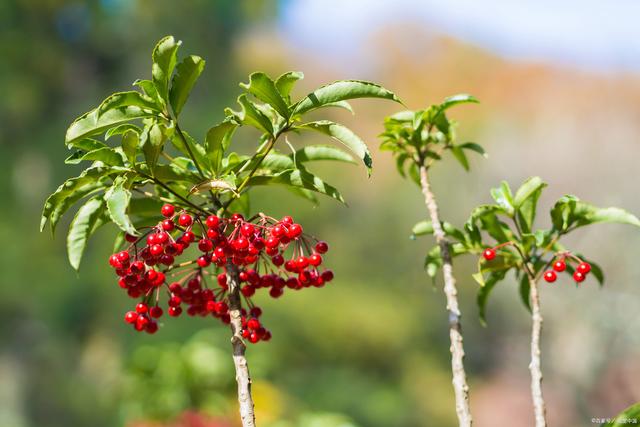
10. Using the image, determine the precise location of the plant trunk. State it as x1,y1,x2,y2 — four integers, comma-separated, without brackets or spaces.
227,264,257,427
528,275,547,427
419,165,473,427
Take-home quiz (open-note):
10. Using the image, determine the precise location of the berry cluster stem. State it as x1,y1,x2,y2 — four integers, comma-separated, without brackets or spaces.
527,274,547,427
226,262,256,427
419,165,472,426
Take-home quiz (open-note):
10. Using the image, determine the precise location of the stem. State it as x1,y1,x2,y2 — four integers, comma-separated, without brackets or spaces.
419,165,472,426
222,136,277,211
138,172,210,215
226,263,256,427
528,273,547,427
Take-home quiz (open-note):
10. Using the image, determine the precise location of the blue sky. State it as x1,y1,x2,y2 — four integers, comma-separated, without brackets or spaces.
280,0,640,72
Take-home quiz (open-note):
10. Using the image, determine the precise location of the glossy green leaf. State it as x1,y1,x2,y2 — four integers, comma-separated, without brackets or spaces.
237,94,274,136
67,197,106,271
490,181,515,216
105,176,137,235
438,94,479,111
121,130,139,165
292,80,401,116
98,91,160,115
206,119,238,174
66,138,107,152
241,72,290,119
296,120,372,172
248,167,344,203
66,107,158,146
65,147,125,166
105,123,141,140
411,220,466,242
275,71,304,103
519,275,532,312
169,129,208,174
142,123,164,171
293,145,355,164
551,196,640,232
513,177,547,232
170,55,205,116
41,166,114,233
152,35,181,103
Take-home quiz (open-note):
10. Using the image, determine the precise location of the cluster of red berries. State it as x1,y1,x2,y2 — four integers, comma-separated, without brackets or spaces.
542,257,591,284
108,204,334,341
482,247,592,284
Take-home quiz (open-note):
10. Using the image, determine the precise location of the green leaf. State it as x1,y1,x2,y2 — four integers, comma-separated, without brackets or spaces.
438,94,479,111
98,91,160,115
275,71,304,103
292,80,401,116
490,181,515,216
169,55,205,117
237,94,274,136
513,177,547,232
105,176,137,235
241,72,290,119
602,402,640,426
152,35,181,103
121,130,139,165
477,270,507,325
65,147,125,166
296,120,372,172
450,145,469,171
551,196,640,232
318,100,354,114
66,138,107,152
105,123,141,140
205,119,238,174
293,145,355,164
67,197,106,271
66,106,158,146
411,220,466,242
248,167,344,203
459,142,487,157
129,197,164,218
41,166,114,233
142,123,164,171
169,129,208,174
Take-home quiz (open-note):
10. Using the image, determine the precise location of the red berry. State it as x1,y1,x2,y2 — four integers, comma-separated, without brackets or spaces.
321,270,334,282
169,295,182,307
315,241,329,254
161,219,175,231
240,223,255,237
543,270,557,283
135,303,148,314
207,228,220,240
295,256,308,269
271,225,285,238
247,318,261,330
117,251,130,263
573,271,586,283
552,260,566,272
178,213,193,227
287,223,303,238
483,248,496,261
309,253,322,266
161,204,175,218
271,254,284,266
577,262,591,275
249,307,262,317
182,231,195,243
168,306,182,317
125,233,138,243
269,287,283,298
145,320,158,334
249,332,259,343
262,330,272,341
217,273,228,288
231,213,244,222
124,311,138,324
241,285,255,297
234,237,249,250
135,314,149,331
150,244,164,256
197,256,210,267
149,306,163,318
198,239,213,252
205,215,220,228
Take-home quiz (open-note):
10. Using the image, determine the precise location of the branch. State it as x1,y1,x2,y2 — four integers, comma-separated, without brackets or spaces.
137,171,210,215
226,263,256,427
419,165,473,427
527,274,547,427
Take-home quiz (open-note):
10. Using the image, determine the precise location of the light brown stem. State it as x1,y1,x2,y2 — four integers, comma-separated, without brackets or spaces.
226,264,256,427
528,275,547,427
419,165,472,427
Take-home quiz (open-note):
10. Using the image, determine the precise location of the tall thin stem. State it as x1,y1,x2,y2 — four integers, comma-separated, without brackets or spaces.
419,165,473,426
527,273,547,427
226,263,256,427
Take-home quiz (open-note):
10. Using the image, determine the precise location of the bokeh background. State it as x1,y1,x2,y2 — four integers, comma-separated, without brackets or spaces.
2,1,640,426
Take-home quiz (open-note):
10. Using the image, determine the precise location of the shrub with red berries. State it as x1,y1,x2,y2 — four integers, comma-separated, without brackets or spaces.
111,206,333,340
